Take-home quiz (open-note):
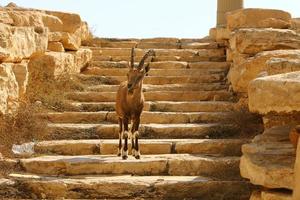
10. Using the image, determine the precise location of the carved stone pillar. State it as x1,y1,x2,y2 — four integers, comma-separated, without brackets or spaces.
217,0,244,27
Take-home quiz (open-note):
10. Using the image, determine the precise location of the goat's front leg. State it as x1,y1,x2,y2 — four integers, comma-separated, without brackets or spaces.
132,117,141,159
130,123,136,157
117,117,123,156
122,117,129,160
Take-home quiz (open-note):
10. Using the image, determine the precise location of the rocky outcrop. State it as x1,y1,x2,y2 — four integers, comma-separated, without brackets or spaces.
0,3,92,114
227,8,291,31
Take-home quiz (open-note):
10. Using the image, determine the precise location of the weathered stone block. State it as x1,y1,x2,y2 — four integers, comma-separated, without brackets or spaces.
227,8,291,31
230,28,300,55
48,42,65,52
48,32,63,42
228,50,300,93
61,32,81,50
267,58,300,75
249,71,300,114
0,24,48,62
70,48,92,72
0,63,19,114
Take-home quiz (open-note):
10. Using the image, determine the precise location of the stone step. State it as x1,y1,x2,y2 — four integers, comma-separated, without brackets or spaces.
76,74,225,85
67,91,233,102
20,154,241,179
91,48,225,58
10,174,252,199
45,111,230,124
34,139,248,156
87,83,228,92
92,54,226,62
48,123,237,140
90,60,231,70
82,67,227,76
68,101,234,112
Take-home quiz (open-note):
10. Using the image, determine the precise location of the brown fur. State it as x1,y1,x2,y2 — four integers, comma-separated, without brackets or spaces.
115,48,155,159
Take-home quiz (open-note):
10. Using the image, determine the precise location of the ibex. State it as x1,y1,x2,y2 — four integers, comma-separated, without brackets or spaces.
115,48,155,159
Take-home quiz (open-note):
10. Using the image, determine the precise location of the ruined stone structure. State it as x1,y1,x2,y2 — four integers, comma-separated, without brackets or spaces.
0,1,300,200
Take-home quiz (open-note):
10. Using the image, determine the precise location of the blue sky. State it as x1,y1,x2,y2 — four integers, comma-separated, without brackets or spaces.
2,0,299,38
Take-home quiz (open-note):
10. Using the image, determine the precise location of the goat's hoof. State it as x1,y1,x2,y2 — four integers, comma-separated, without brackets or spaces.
117,149,122,156
134,150,141,159
131,149,136,156
122,155,128,160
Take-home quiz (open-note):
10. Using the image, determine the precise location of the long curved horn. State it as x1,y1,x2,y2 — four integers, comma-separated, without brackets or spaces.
130,48,135,69
137,49,155,70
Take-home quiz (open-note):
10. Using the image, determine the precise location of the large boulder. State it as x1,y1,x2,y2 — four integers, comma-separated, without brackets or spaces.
228,50,300,93
248,71,300,114
227,8,291,31
0,63,19,114
0,24,48,62
230,28,300,55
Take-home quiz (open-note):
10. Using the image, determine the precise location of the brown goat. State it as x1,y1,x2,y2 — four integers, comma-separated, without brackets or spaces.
115,48,155,159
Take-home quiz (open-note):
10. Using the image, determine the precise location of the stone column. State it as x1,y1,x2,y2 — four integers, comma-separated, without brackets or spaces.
293,138,300,200
217,0,244,27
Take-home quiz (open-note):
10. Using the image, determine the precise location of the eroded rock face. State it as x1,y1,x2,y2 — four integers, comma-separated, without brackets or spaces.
266,58,300,75
240,126,295,190
0,24,48,62
228,50,300,93
230,28,300,55
0,63,19,114
248,71,300,114
227,8,291,31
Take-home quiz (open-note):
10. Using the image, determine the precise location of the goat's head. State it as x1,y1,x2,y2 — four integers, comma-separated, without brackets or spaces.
127,48,155,93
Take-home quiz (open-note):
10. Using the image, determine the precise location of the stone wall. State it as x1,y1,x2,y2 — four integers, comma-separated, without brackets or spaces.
210,8,300,200
0,3,93,114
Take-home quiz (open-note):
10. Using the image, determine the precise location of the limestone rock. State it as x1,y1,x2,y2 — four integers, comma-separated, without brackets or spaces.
28,52,76,80
0,24,48,62
45,11,82,33
0,63,19,114
228,50,300,93
230,28,300,55
48,42,64,52
227,8,291,31
48,32,63,42
11,61,28,96
291,18,300,31
240,126,295,189
266,58,300,75
60,32,81,50
248,71,300,114
70,48,92,72
209,27,230,41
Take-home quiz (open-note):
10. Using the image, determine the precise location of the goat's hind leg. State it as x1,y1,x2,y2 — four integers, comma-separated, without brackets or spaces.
122,118,129,160
117,117,123,156
130,122,136,157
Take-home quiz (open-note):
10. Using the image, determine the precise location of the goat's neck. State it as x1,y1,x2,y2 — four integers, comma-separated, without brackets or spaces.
127,82,143,102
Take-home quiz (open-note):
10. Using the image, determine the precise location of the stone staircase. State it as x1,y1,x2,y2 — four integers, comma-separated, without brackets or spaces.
11,38,253,199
